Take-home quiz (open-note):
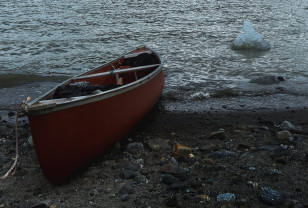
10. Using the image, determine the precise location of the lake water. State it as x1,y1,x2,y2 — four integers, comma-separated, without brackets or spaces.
1,0,308,112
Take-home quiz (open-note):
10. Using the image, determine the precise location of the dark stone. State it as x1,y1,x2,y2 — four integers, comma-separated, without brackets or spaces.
210,131,226,140
294,134,308,142
120,194,129,202
120,169,135,179
8,111,15,117
250,76,285,85
209,150,238,158
159,163,179,175
200,144,216,152
127,142,144,155
90,189,99,196
217,193,236,202
205,178,217,185
238,143,251,150
135,174,147,184
260,187,283,206
125,163,140,171
119,182,135,195
159,163,189,180
171,181,187,190
165,194,177,207
161,174,181,184
267,169,282,176
147,138,170,151
140,168,150,176
279,121,301,133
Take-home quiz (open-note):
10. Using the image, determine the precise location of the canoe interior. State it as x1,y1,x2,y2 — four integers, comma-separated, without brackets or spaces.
37,47,160,102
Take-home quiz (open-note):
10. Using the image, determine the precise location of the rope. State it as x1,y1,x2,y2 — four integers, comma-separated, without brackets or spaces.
1,97,30,179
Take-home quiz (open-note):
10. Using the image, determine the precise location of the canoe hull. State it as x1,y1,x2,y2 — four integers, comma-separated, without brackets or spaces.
28,69,164,184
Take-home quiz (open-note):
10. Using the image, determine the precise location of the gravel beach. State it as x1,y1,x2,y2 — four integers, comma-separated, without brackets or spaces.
0,105,308,208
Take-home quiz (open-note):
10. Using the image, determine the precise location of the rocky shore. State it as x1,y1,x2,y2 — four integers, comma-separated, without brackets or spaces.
0,106,308,208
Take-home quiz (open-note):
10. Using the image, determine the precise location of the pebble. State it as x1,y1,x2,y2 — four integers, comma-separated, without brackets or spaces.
120,194,129,202
119,169,135,179
210,131,226,140
27,136,33,146
279,121,301,132
127,142,144,155
165,194,177,207
161,174,181,184
260,187,283,206
201,158,216,165
135,174,148,184
119,182,135,195
90,189,99,196
200,144,216,152
172,143,192,161
209,150,238,158
268,168,282,175
216,193,236,202
8,111,15,117
147,138,170,151
159,163,179,175
238,143,251,150
294,134,308,142
170,181,187,190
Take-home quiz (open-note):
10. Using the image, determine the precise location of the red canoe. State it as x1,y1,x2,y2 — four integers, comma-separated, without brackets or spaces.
26,46,165,184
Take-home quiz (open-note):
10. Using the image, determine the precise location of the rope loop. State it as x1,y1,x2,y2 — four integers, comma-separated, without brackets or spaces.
1,97,30,179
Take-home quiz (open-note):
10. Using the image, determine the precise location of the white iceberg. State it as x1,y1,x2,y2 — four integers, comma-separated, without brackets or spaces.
233,21,270,51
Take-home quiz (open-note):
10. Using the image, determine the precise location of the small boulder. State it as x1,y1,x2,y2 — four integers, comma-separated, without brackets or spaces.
260,187,283,206
276,130,293,141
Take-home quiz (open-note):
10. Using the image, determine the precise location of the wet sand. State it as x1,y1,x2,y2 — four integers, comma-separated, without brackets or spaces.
0,105,308,207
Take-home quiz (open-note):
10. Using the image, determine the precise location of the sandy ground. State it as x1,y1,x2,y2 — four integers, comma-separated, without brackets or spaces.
0,105,308,208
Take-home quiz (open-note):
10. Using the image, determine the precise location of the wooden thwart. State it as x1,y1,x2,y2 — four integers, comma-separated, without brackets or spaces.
73,64,160,80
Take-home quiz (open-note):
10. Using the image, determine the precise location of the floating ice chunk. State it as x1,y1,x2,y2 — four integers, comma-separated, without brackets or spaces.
191,92,210,100
233,21,270,51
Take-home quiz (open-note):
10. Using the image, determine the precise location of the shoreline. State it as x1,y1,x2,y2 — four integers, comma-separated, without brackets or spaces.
1,106,308,207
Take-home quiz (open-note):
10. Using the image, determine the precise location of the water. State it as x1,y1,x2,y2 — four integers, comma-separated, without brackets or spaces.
1,0,308,111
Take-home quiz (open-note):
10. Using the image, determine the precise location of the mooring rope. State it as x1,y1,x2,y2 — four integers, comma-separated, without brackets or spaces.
1,97,30,179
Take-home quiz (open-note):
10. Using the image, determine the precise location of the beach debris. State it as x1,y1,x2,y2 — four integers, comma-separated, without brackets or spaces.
233,20,270,51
